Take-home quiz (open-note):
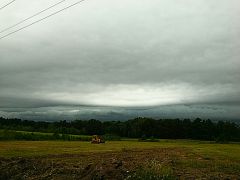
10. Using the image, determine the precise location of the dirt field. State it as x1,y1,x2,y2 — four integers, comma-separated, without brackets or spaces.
0,140,239,179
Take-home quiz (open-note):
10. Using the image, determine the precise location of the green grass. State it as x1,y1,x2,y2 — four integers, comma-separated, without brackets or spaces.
0,129,92,141
0,129,91,138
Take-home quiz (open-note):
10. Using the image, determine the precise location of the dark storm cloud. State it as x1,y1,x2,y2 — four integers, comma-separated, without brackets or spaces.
0,0,239,120
0,104,239,122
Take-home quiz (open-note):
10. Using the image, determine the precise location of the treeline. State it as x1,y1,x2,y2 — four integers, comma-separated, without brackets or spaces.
0,117,240,142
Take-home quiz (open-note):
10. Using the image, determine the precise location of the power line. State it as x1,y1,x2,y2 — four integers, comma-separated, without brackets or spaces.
0,0,66,34
0,0,16,11
0,0,86,40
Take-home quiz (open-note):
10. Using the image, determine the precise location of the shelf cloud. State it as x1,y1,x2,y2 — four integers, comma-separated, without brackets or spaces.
0,0,239,120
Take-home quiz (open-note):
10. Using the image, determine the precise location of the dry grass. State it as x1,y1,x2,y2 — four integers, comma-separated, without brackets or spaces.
0,140,239,179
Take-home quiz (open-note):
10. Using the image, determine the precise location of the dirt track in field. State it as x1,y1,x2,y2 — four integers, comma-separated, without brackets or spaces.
0,148,239,180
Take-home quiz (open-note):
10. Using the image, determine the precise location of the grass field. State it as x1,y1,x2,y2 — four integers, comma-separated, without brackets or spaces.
0,139,239,159
0,140,239,179
0,129,92,141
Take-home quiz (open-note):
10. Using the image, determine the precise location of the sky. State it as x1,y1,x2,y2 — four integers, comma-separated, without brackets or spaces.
0,0,239,121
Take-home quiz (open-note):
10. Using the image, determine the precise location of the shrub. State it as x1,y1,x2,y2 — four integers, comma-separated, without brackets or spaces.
103,134,121,141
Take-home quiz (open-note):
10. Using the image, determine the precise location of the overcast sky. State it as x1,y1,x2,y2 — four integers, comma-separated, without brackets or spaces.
0,0,239,121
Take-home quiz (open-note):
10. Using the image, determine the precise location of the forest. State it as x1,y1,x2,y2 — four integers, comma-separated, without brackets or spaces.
0,117,240,142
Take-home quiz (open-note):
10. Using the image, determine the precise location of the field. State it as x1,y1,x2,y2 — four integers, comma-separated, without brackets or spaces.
0,129,92,141
0,140,240,179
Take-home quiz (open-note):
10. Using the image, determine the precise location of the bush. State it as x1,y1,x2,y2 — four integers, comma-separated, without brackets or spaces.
138,136,159,142
103,134,121,141
215,134,229,144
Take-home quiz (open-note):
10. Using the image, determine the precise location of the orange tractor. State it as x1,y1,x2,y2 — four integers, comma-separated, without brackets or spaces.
91,135,105,144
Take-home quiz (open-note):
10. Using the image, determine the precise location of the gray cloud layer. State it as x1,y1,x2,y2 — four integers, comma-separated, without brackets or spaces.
0,0,239,120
